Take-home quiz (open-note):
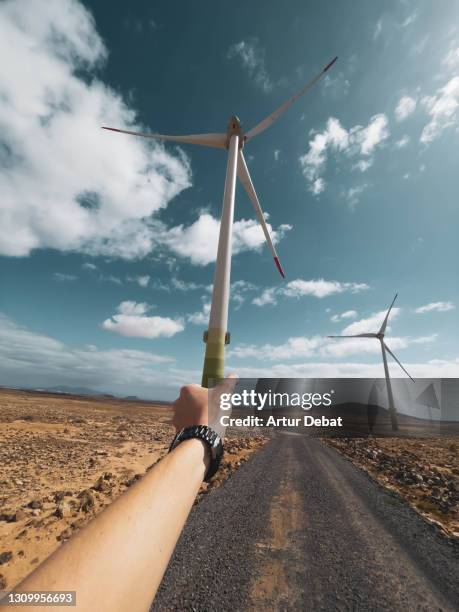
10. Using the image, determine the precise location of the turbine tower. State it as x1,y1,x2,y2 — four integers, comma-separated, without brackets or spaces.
328,294,415,431
102,57,338,387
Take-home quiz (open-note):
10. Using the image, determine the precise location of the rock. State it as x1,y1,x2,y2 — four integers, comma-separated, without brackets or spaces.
31,508,41,516
57,527,73,541
55,500,73,519
28,499,42,510
0,551,12,565
78,490,95,513
10,510,27,522
0,574,6,590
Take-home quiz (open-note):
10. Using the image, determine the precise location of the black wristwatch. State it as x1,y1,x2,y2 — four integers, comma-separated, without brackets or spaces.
168,425,223,482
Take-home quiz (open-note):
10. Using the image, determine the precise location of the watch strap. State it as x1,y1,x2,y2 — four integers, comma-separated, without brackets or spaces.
168,425,223,482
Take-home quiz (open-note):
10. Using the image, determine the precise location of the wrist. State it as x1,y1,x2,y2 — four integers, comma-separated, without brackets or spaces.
168,425,223,482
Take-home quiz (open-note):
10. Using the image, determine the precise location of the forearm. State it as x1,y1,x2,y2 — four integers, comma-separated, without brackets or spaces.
11,439,209,612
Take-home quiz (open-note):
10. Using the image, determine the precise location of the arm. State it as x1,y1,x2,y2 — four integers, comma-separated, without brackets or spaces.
7,378,236,611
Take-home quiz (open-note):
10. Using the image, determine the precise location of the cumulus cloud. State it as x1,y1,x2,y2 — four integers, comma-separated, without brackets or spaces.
344,184,369,208
341,308,400,335
187,301,211,326
227,38,272,92
161,212,291,265
229,331,436,362
443,46,459,72
102,301,184,339
53,272,78,282
420,77,459,144
331,310,357,323
252,279,369,307
414,301,455,314
394,135,410,148
395,96,417,121
0,0,191,259
373,18,383,40
226,359,459,379
299,115,389,196
127,275,150,287
0,313,178,395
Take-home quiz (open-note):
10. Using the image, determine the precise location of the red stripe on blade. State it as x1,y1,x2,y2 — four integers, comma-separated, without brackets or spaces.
274,257,285,278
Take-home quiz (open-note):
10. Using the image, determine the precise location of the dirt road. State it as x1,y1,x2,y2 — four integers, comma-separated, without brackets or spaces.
152,435,459,611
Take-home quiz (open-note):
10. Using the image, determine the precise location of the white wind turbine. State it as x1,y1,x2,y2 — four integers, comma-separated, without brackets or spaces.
328,294,415,431
102,56,338,387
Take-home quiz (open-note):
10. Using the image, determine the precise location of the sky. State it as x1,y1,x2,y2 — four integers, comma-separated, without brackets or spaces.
0,0,458,399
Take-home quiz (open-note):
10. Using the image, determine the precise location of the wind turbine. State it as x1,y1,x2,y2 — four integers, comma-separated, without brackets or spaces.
102,56,338,387
328,294,415,431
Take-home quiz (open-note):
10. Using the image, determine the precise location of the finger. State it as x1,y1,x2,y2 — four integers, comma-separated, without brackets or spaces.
217,373,239,395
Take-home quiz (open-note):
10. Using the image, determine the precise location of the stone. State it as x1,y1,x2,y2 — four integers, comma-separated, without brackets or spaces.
0,551,12,565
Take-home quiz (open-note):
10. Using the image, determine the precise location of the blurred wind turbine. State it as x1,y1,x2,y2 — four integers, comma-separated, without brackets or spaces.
102,56,338,387
328,294,415,431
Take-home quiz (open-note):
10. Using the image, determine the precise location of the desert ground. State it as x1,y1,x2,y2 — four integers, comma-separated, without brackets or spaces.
0,388,265,591
326,436,459,538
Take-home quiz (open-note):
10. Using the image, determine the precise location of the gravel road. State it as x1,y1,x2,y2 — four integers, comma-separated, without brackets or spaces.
151,435,459,611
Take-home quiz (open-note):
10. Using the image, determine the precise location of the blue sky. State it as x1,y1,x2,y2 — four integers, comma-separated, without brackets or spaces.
0,0,458,399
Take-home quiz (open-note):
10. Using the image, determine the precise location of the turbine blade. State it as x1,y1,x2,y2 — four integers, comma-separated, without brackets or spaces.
384,342,415,381
237,150,284,278
328,333,377,338
101,127,226,149
244,57,338,141
379,293,398,334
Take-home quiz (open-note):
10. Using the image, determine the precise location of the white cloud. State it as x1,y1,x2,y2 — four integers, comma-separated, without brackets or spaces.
341,308,400,335
359,115,389,155
227,359,459,379
229,330,436,362
344,184,369,208
283,279,368,299
415,301,455,314
0,0,191,259
373,18,383,40
352,159,373,172
227,38,272,92
187,301,211,326
82,262,97,271
0,313,177,395
102,301,184,339
401,12,418,28
53,272,78,282
395,96,417,121
420,76,459,144
127,275,150,287
161,212,291,265
311,178,325,195
394,135,410,148
443,46,459,72
299,115,389,196
252,287,278,307
252,279,369,307
331,310,357,323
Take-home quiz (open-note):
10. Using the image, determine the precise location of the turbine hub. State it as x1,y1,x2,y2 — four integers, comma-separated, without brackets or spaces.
226,115,244,148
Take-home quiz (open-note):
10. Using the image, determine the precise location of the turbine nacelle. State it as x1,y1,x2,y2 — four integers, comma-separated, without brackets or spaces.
226,115,244,149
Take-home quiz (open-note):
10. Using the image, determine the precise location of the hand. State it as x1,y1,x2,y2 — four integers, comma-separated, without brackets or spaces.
172,374,238,437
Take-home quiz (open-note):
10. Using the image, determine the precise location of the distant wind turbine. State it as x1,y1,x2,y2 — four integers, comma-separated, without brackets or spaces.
328,294,415,431
102,56,338,387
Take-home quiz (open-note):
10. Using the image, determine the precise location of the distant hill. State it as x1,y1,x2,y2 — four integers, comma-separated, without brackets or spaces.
39,385,107,396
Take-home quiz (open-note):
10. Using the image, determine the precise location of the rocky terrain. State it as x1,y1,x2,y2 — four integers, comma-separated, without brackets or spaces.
326,436,459,538
0,389,266,591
